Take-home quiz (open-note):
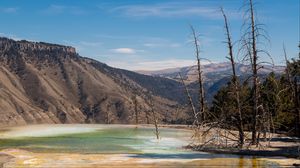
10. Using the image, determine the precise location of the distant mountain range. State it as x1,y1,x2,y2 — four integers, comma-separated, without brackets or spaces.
137,62,285,104
138,62,285,83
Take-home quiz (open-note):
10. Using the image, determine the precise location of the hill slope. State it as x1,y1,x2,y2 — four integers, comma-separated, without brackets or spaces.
0,37,184,126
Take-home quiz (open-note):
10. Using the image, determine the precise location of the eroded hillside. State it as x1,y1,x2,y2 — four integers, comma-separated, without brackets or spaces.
0,38,183,126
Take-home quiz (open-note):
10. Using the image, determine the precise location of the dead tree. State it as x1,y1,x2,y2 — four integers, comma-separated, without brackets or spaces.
152,109,160,140
190,25,205,123
144,91,160,139
249,0,259,145
240,0,271,145
221,7,244,148
296,78,300,138
145,109,150,124
133,95,139,125
178,72,198,126
105,103,112,124
149,96,160,139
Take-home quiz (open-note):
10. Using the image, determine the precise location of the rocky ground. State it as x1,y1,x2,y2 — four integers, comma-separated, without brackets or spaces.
1,148,294,168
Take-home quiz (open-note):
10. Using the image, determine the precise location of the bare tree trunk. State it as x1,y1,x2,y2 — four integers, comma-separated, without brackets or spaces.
249,0,260,145
149,97,159,139
153,115,160,140
106,104,111,124
133,96,139,125
178,72,198,125
221,7,244,148
297,44,300,137
190,25,205,123
92,109,95,123
145,110,150,124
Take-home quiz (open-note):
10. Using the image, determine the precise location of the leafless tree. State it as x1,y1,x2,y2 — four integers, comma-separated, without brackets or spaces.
221,7,244,148
145,109,150,124
190,25,205,123
105,103,112,124
133,95,139,125
240,0,272,145
178,72,198,126
149,96,160,139
249,0,259,145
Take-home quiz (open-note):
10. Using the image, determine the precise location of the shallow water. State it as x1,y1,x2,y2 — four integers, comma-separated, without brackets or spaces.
0,124,282,167
0,124,191,154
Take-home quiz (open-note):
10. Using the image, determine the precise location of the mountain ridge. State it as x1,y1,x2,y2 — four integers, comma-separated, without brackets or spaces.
137,62,285,104
0,37,185,126
137,62,285,83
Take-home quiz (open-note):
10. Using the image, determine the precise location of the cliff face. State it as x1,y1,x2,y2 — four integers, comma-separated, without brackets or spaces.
0,38,76,54
0,37,181,126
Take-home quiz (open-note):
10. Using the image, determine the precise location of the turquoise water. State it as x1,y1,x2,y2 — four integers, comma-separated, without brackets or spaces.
0,125,190,154
0,125,281,168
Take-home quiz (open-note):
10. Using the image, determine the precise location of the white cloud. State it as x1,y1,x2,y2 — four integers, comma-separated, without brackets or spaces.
106,59,198,71
110,1,242,19
111,3,239,19
143,43,181,48
111,48,137,54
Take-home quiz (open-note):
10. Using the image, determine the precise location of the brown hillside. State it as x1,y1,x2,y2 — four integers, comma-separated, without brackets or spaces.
0,38,183,126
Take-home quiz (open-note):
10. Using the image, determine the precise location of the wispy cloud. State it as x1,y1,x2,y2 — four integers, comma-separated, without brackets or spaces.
110,48,137,54
143,42,181,48
0,7,18,13
43,5,86,15
79,41,102,47
106,59,197,71
95,34,182,48
111,2,239,19
141,36,182,49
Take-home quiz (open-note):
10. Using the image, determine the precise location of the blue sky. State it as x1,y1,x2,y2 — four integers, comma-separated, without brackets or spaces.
0,0,299,70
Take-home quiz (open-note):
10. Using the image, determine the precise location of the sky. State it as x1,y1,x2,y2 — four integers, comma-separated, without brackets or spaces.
0,0,299,71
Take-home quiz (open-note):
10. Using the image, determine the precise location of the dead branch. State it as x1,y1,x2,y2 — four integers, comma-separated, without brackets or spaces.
190,25,206,123
178,72,198,126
